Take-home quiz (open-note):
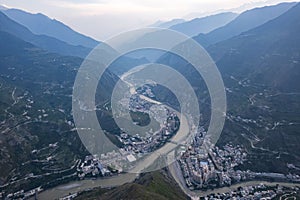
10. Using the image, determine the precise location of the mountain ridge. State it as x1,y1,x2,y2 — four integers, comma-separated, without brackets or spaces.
208,2,300,92
2,8,99,48
170,12,238,37
195,2,297,47
0,10,91,58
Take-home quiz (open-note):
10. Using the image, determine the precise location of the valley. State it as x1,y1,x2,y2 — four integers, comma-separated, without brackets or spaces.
0,1,300,199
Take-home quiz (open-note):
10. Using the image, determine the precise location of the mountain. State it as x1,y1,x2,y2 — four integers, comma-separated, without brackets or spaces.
0,11,91,58
0,30,118,190
1,1,300,198
209,2,300,92
195,2,297,47
75,171,188,200
0,5,7,10
0,30,83,186
170,12,238,37
2,8,99,48
155,2,300,175
0,30,34,56
150,19,186,29
207,3,300,173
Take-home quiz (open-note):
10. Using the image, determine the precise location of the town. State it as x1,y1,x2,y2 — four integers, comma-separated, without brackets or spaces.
199,184,300,199
77,85,180,176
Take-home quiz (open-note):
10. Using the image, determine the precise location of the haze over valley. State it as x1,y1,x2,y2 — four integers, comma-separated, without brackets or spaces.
0,1,300,199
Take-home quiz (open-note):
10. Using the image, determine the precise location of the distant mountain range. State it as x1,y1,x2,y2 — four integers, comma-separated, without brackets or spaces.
170,12,238,36
156,2,300,175
209,2,300,92
0,11,91,58
195,2,297,47
150,2,296,39
76,3,300,198
150,19,185,29
0,1,300,198
1,8,99,48
156,2,300,104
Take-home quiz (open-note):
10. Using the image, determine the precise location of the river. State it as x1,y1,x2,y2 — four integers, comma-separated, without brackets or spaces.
35,67,300,199
35,67,190,199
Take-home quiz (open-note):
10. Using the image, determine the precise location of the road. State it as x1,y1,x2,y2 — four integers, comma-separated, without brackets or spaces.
35,68,300,199
35,68,191,199
167,154,300,199
34,108,190,199
121,67,191,173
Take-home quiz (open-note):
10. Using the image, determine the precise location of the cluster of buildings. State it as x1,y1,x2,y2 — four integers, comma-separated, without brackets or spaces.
118,110,179,154
59,192,78,200
2,186,42,199
179,134,300,192
179,157,218,189
77,155,112,178
90,84,180,172
199,184,300,200
128,94,153,113
135,84,155,98
94,109,179,173
126,84,156,113
77,106,179,176
179,142,248,190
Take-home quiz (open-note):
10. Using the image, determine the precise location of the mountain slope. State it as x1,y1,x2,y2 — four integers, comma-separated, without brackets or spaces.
75,171,188,200
155,2,300,175
170,12,237,37
0,30,118,191
205,2,300,173
0,30,84,186
0,30,34,56
0,11,91,58
209,2,300,92
2,8,99,48
195,2,297,47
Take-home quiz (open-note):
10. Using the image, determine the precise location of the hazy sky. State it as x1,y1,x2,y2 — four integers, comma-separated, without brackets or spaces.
0,0,298,40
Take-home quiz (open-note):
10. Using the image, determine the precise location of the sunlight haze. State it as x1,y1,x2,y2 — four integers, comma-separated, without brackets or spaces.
0,0,298,40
